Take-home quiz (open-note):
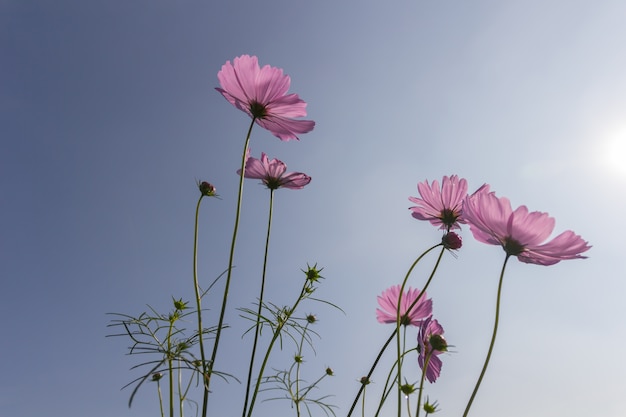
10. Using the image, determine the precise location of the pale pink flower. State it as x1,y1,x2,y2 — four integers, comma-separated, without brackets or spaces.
418,317,447,383
409,175,471,230
216,55,315,141
238,152,311,190
376,285,432,327
463,192,590,265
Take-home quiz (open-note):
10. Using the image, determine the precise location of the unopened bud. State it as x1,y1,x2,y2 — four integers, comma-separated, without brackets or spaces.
442,232,462,250
198,181,216,196
429,334,448,352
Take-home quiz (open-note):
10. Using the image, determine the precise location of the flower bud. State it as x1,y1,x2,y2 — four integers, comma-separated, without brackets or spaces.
173,297,188,311
429,334,448,352
359,376,371,385
304,264,323,282
198,181,216,196
442,232,462,250
306,314,317,324
400,383,417,395
423,397,440,414
325,367,334,376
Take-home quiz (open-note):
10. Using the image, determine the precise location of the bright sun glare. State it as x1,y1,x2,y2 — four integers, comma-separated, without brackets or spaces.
604,129,626,177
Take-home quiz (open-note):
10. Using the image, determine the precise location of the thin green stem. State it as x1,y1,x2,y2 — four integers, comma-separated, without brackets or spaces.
346,243,442,417
192,195,209,417
415,350,432,417
294,321,309,417
395,244,444,417
167,319,175,417
206,118,256,411
462,255,511,417
242,189,275,417
157,379,165,417
246,280,310,417
374,348,417,417
178,359,184,417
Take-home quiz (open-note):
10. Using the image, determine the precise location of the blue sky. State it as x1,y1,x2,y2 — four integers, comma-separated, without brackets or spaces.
2,1,625,416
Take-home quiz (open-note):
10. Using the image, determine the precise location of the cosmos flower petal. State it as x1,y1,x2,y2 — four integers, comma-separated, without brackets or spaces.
376,285,432,326
409,176,470,230
419,353,443,383
463,191,590,265
216,55,315,141
417,317,446,383
278,172,312,189
508,207,555,246
255,116,315,141
237,152,311,191
519,230,591,265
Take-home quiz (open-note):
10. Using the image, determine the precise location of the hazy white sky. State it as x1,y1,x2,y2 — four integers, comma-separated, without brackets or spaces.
2,1,625,417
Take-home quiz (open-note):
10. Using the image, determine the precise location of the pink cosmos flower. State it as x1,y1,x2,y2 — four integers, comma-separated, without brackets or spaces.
238,152,311,190
376,285,433,327
463,192,590,265
216,55,315,141
409,175,472,230
417,317,447,383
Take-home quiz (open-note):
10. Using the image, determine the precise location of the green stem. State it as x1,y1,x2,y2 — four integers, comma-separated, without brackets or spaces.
374,348,418,417
157,379,165,417
178,359,184,417
346,243,442,417
415,350,432,417
246,280,310,417
395,245,444,417
192,195,208,417
205,117,256,412
242,189,275,417
167,320,175,417
294,321,309,417
462,254,511,417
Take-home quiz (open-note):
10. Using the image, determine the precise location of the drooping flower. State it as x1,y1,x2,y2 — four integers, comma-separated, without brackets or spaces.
409,175,473,230
238,152,311,190
417,317,447,383
216,55,315,141
376,285,432,327
462,192,591,265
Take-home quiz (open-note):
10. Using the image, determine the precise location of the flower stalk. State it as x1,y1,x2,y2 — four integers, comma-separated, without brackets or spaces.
462,254,511,417
206,117,256,412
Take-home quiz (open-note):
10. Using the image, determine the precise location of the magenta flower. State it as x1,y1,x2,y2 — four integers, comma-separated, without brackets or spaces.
238,152,311,190
376,285,433,327
409,175,471,230
463,192,590,265
216,55,315,141
417,317,447,383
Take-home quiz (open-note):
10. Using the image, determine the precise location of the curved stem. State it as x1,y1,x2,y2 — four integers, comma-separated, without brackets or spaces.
294,321,309,417
346,243,442,417
192,195,209,417
205,118,256,412
462,254,511,417
415,350,432,417
246,280,310,417
395,244,444,417
373,348,418,417
242,189,275,417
